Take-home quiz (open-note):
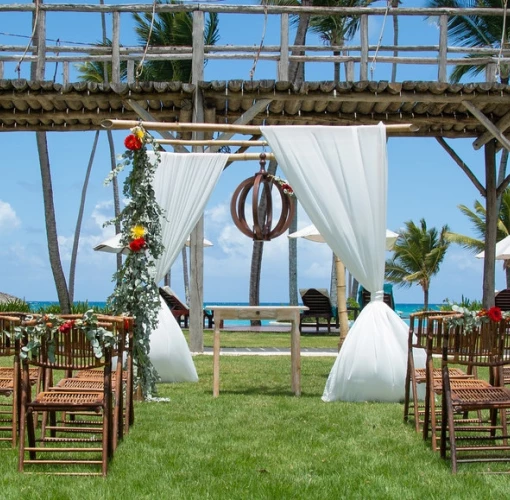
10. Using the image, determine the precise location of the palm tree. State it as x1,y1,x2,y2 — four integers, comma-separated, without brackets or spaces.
308,0,373,82
133,0,219,83
446,189,510,287
426,0,510,84
385,218,450,309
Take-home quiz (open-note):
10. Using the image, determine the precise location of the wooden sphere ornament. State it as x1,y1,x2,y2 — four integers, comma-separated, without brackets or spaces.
230,153,296,241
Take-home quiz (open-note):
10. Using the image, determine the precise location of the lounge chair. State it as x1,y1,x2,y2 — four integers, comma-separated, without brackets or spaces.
299,288,338,333
358,283,395,310
159,286,214,328
495,288,510,311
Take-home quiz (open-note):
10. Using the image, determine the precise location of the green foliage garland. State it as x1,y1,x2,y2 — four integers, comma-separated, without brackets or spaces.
105,126,164,398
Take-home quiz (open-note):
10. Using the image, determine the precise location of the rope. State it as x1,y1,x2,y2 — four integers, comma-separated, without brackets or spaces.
136,0,157,80
249,0,268,81
14,0,40,78
52,38,60,83
370,0,391,80
496,0,509,81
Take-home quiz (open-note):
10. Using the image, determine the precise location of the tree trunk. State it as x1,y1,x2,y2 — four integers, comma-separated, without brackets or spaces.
483,140,498,308
288,208,298,305
333,50,340,83
506,261,510,289
69,131,99,303
423,286,429,310
330,253,337,307
288,0,313,85
182,246,190,305
36,132,71,313
248,158,278,325
164,271,171,287
106,130,122,272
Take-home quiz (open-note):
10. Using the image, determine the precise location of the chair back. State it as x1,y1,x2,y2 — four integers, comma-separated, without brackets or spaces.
299,288,332,315
159,287,189,312
0,316,20,358
495,289,510,311
441,315,510,367
358,285,395,310
21,318,119,371
408,311,457,352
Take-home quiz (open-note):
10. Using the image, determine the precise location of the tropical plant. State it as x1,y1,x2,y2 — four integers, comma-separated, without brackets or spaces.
75,39,128,83
385,218,450,309
133,0,219,83
308,0,373,82
426,0,510,84
445,189,510,287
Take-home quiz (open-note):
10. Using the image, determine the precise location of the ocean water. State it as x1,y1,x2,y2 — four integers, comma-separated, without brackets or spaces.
26,301,441,327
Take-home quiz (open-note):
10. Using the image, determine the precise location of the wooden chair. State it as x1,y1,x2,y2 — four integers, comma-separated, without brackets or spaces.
0,316,21,448
359,284,395,310
159,286,214,328
18,317,121,476
440,317,510,473
299,288,338,333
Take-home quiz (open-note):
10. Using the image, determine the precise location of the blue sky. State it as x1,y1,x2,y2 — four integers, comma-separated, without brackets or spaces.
0,0,506,305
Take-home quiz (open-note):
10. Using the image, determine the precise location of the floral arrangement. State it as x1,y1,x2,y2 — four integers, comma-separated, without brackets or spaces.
104,124,164,399
15,310,114,362
268,174,295,197
445,305,509,331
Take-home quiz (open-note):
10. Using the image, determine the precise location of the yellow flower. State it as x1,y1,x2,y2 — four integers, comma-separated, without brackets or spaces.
130,126,145,140
130,225,146,239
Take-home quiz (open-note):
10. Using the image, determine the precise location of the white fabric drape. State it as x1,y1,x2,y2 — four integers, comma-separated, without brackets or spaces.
147,152,226,383
261,124,424,402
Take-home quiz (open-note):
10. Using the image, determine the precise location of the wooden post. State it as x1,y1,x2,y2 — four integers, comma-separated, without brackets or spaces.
483,140,497,308
438,15,448,83
111,11,120,84
335,256,349,349
360,15,368,80
189,9,206,353
278,13,289,81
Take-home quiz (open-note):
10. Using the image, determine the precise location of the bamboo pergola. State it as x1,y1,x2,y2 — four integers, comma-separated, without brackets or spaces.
2,2,510,345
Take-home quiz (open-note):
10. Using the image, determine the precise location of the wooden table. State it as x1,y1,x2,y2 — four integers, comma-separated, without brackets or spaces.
206,306,308,397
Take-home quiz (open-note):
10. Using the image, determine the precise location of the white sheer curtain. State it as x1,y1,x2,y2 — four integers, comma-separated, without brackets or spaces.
262,124,424,402
147,152,227,383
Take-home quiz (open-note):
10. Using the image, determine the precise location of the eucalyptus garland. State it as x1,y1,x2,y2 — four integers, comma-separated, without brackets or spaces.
105,125,164,398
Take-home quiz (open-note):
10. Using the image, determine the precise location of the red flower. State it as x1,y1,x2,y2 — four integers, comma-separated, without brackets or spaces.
129,237,146,252
124,134,143,151
488,306,502,322
59,320,74,333
124,318,130,331
282,183,293,194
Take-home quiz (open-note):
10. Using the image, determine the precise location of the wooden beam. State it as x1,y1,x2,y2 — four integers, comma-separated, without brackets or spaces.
154,139,268,147
436,137,486,197
473,109,510,150
462,100,510,153
102,119,417,134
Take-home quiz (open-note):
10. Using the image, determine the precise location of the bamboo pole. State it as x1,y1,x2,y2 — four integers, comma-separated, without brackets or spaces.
102,119,417,134
154,139,268,147
335,256,349,349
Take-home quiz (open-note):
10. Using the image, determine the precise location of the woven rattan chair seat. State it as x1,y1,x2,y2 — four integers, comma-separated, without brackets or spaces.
414,367,469,383
54,379,104,391
504,366,510,384
0,378,13,390
0,367,39,381
433,378,490,392
451,386,510,407
34,391,103,406
75,369,127,381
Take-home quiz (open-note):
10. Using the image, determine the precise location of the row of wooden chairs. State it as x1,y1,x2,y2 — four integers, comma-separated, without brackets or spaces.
404,310,510,473
0,312,134,476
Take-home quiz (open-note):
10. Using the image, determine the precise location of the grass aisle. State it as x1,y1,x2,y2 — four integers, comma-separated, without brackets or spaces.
2,355,509,499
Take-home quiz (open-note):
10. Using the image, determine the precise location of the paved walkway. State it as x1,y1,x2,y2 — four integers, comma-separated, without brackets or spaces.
193,347,338,357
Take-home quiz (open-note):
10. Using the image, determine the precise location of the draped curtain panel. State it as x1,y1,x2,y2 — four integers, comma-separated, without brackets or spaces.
262,124,424,402
147,152,227,383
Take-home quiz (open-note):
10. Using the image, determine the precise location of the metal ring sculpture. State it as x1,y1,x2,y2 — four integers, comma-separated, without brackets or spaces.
230,153,295,241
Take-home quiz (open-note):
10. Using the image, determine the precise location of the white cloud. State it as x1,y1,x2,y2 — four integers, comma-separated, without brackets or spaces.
0,200,21,230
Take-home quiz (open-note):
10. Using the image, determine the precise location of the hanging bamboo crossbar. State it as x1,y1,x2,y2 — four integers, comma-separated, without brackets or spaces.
102,119,417,134
226,153,275,161
154,139,268,147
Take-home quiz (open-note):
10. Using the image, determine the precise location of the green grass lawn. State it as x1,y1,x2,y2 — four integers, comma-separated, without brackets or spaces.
184,330,341,349
2,351,510,499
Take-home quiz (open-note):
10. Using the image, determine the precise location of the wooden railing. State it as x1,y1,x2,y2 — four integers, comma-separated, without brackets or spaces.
1,3,509,84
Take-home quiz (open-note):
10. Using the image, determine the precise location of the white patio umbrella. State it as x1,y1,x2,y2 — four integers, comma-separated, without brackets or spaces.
476,234,510,260
288,225,399,250
93,233,213,255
